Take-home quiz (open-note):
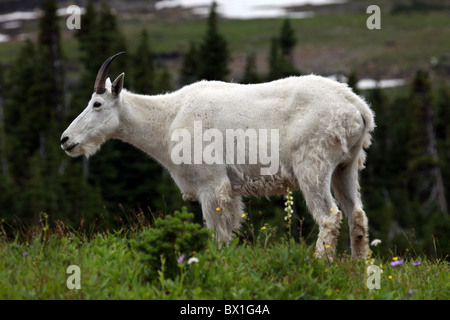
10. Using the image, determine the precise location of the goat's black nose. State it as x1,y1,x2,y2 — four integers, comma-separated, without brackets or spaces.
61,136,69,144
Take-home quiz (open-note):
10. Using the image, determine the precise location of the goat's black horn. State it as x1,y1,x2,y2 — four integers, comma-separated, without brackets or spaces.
94,51,125,94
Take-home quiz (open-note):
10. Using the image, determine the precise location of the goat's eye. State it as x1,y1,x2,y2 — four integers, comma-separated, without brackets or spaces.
93,102,102,108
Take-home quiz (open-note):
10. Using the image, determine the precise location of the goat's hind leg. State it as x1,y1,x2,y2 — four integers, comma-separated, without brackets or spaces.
295,161,342,260
331,160,369,259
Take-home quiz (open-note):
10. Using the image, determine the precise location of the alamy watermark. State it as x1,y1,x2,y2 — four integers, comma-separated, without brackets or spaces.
66,5,82,30
66,264,81,290
366,5,381,30
66,4,381,31
366,264,382,290
170,121,280,175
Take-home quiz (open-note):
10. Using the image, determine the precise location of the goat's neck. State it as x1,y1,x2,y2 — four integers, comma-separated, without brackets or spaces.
114,90,178,167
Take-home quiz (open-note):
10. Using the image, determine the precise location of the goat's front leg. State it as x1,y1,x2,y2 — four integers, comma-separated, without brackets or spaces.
315,210,342,260
182,193,198,202
198,185,244,244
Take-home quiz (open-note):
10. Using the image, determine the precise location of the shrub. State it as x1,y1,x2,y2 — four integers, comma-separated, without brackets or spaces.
132,207,212,279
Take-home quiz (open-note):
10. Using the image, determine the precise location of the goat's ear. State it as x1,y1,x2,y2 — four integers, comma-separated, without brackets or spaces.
105,77,112,90
111,73,124,97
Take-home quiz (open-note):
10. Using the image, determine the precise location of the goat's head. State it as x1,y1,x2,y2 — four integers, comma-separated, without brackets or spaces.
61,52,125,158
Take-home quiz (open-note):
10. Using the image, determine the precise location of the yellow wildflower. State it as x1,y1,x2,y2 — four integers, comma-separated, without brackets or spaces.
216,207,220,211
261,226,266,230
388,275,392,279
393,257,398,261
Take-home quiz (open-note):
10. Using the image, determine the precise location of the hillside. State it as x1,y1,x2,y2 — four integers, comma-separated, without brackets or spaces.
0,1,449,83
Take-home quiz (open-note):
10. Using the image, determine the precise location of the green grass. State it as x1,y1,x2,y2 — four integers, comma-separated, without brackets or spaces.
0,217,448,300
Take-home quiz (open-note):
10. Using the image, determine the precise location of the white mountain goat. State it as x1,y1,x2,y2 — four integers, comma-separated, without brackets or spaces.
61,52,375,259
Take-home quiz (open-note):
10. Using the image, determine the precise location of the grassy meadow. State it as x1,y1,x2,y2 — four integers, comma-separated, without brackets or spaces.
0,212,448,300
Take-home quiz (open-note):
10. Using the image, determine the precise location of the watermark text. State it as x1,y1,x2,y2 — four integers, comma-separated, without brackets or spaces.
171,121,280,175
366,5,381,30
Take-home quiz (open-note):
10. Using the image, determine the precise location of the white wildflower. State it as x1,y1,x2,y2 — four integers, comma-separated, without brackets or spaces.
370,239,382,247
187,257,199,265
284,188,293,224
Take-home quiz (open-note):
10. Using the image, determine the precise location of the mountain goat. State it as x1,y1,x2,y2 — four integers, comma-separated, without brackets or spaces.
61,52,375,259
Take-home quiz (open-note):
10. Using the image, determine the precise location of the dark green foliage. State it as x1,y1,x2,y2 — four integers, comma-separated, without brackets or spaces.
155,63,174,93
267,37,282,81
133,30,155,94
178,2,230,84
346,71,360,95
359,70,450,257
75,0,100,97
196,1,230,81
391,0,450,14
180,42,199,86
132,207,212,279
267,19,300,81
0,0,104,226
241,53,260,84
279,19,296,61
406,70,447,214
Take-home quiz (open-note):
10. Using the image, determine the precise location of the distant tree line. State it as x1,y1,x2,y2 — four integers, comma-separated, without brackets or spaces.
0,0,448,257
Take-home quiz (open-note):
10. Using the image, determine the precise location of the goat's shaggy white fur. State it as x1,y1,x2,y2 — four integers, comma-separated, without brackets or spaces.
62,74,375,259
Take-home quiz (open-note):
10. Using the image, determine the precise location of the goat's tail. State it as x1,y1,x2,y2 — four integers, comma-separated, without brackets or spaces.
355,97,375,170
331,94,375,220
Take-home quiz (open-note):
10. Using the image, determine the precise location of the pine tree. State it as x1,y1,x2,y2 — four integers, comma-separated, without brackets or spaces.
180,42,199,86
2,2,62,221
98,2,127,73
73,1,127,105
267,20,300,82
241,53,260,84
268,37,283,81
75,0,100,96
36,0,70,217
279,19,297,64
155,63,174,93
435,87,450,204
0,66,7,177
1,0,106,224
435,87,450,159
0,65,17,215
38,0,64,123
197,1,230,81
347,71,360,95
407,70,447,215
133,29,155,94
3,40,39,183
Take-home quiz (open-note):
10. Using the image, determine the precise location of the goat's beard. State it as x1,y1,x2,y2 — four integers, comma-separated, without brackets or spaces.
79,142,102,158
68,137,106,159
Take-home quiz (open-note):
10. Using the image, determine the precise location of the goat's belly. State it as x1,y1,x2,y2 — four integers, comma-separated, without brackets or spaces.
231,176,299,197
